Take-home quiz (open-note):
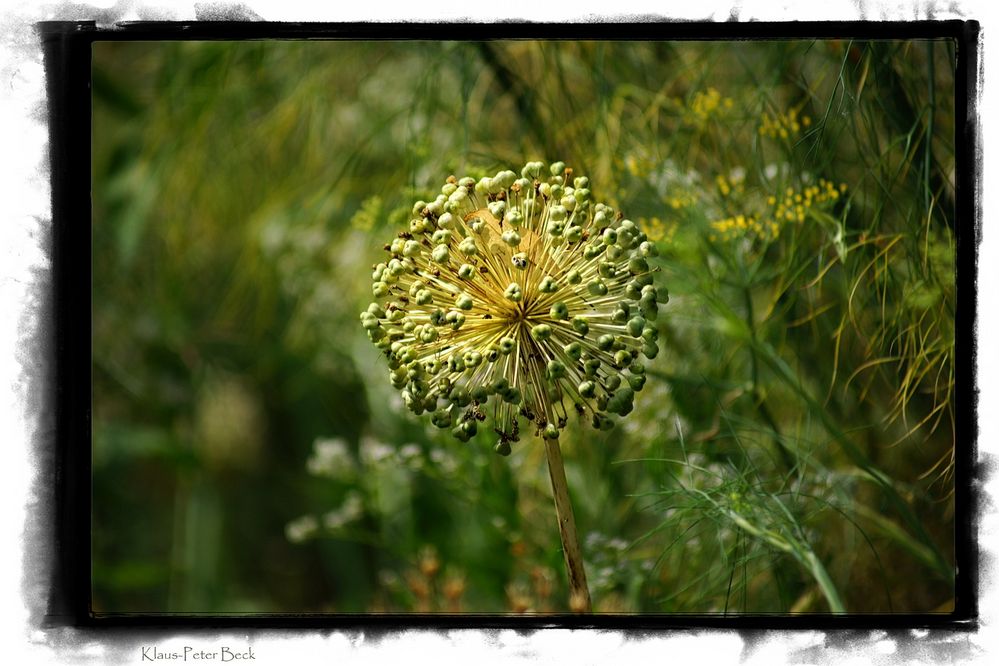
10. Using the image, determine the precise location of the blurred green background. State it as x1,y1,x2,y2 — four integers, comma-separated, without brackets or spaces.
92,39,957,614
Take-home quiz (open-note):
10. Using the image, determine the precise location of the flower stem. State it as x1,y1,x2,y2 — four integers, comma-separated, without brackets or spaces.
543,437,591,612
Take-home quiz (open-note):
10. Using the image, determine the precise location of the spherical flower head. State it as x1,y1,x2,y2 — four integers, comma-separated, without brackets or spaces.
360,161,662,455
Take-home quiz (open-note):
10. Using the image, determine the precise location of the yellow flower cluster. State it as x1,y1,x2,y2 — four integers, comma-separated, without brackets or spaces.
710,179,847,243
667,192,698,210
640,216,677,243
684,88,734,127
709,214,766,242
758,107,811,139
767,179,846,225
715,174,745,198
624,153,656,179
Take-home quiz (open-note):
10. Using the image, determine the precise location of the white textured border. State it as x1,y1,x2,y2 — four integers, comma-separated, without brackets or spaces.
0,1,992,664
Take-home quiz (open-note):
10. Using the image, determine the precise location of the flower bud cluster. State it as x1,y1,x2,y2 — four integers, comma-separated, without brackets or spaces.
360,161,665,454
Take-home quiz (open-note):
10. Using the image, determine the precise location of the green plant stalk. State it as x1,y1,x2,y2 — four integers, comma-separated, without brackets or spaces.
749,336,954,584
800,549,846,614
720,503,846,614
544,438,592,612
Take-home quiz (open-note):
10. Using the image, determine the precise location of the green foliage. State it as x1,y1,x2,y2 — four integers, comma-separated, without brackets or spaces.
92,39,956,614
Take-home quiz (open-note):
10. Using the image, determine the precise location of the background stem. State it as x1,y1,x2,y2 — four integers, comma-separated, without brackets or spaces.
544,438,592,612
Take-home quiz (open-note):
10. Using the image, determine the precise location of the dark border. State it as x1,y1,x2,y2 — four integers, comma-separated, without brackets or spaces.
39,19,980,631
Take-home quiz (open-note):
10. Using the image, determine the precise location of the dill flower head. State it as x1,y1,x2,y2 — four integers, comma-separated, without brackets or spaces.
360,161,664,455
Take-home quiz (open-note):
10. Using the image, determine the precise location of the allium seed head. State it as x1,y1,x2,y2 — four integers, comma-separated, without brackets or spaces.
360,161,662,454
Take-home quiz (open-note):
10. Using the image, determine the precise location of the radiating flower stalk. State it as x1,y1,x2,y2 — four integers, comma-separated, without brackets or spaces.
360,160,664,612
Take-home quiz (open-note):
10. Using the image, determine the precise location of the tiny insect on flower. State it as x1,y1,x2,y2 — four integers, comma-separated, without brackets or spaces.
360,161,664,454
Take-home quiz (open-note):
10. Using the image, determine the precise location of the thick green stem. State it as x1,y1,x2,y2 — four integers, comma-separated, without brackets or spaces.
544,438,592,612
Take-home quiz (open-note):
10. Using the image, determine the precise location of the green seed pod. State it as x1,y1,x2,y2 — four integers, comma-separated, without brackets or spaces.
458,238,478,256
625,281,643,300
445,310,466,330
583,243,606,260
539,182,552,199
496,170,518,189
549,205,567,221
547,359,566,380
606,245,624,260
543,423,559,440
505,208,524,227
511,253,528,270
564,341,582,360
634,272,654,287
642,341,660,359
432,229,451,245
502,230,522,247
431,408,453,429
416,289,434,306
463,350,483,368
578,380,596,398
583,358,601,377
592,412,614,431
602,228,618,245
572,316,590,335
447,355,466,373
530,324,553,342
432,245,450,264
420,325,439,343
449,386,471,407
458,263,475,279
565,225,582,243
538,276,558,293
403,239,421,257
597,334,615,351
426,198,444,216
628,374,647,391
494,440,512,456
550,301,569,320
491,377,510,394
548,220,566,236
627,316,646,337
639,240,659,257
372,281,390,297
455,293,474,310
499,337,516,354
550,161,566,176
521,161,542,179
488,200,507,217
573,176,590,189
437,212,455,229
471,385,491,402
566,269,583,285
588,280,608,296
598,261,617,279
502,386,523,405
573,187,591,203
560,195,576,212
614,349,632,367
504,282,523,302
